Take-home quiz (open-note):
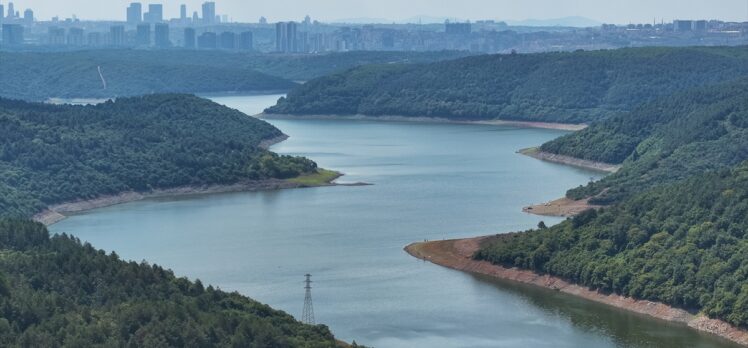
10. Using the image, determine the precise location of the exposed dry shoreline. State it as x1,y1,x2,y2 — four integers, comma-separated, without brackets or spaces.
32,134,343,226
405,237,748,346
33,176,342,226
522,196,600,217
517,147,619,217
259,113,588,131
519,147,621,173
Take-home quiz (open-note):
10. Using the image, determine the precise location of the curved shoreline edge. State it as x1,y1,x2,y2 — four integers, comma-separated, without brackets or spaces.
258,113,588,131
405,237,748,346
33,134,343,226
518,147,621,173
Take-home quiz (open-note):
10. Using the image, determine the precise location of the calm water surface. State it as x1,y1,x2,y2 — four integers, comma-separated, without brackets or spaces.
51,94,739,348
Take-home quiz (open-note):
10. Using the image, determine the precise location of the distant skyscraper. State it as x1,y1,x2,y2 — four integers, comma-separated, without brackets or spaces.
136,23,150,46
127,3,142,24
154,23,170,47
67,27,84,46
219,31,235,49
87,32,102,46
445,21,471,35
22,8,32,24
276,22,298,53
202,2,215,24
259,16,267,25
180,4,187,21
145,4,163,23
48,27,65,45
197,31,216,48
275,22,286,52
240,31,253,50
0,4,3,24
110,25,125,46
192,11,199,23
7,2,14,19
673,20,694,31
2,23,23,44
183,27,195,48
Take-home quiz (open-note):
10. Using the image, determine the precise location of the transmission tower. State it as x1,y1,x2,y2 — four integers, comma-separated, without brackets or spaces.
302,274,315,325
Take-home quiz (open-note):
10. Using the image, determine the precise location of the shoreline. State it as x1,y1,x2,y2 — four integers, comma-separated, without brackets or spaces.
405,237,748,347
258,113,588,131
518,147,621,173
34,172,343,227
522,196,599,217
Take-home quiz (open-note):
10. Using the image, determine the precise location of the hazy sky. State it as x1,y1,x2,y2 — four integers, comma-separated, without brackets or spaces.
7,0,748,24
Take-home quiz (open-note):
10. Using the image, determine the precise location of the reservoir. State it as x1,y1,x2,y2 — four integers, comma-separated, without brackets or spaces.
50,94,739,348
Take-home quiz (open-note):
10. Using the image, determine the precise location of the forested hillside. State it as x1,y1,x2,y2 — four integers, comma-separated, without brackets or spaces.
542,78,748,204
476,162,748,328
0,94,318,218
266,46,748,124
0,219,341,346
0,50,470,101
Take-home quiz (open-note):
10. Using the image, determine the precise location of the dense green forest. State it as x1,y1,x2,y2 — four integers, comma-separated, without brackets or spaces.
0,50,470,101
476,161,748,328
541,78,748,204
0,218,341,346
266,46,748,124
0,94,318,218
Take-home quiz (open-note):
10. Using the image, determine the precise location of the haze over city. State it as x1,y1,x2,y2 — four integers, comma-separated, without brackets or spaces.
2,0,748,347
9,0,748,24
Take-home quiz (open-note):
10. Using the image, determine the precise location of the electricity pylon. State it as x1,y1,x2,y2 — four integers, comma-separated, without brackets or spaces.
302,274,315,325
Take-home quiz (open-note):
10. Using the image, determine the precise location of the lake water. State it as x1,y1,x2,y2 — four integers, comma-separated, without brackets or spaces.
50,94,739,348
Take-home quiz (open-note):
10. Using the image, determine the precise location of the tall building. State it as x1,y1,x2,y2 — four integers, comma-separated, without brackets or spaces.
48,27,65,45
145,4,163,23
180,4,187,21
67,27,84,46
154,23,170,47
0,4,3,24
275,21,298,53
87,32,102,46
239,31,253,50
22,9,32,24
183,27,195,48
445,21,471,35
2,23,23,44
7,2,14,19
110,25,125,46
136,23,150,46
219,31,235,49
694,20,708,31
197,31,216,48
275,22,286,51
202,2,215,24
127,3,142,24
674,20,694,31
192,11,198,23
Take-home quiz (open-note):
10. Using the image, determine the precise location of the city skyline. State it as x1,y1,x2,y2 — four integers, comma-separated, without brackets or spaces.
4,0,748,25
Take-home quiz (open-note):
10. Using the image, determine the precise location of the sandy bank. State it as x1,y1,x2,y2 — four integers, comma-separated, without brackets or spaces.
405,237,748,346
34,174,342,227
522,196,600,217
519,147,621,173
259,113,587,131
